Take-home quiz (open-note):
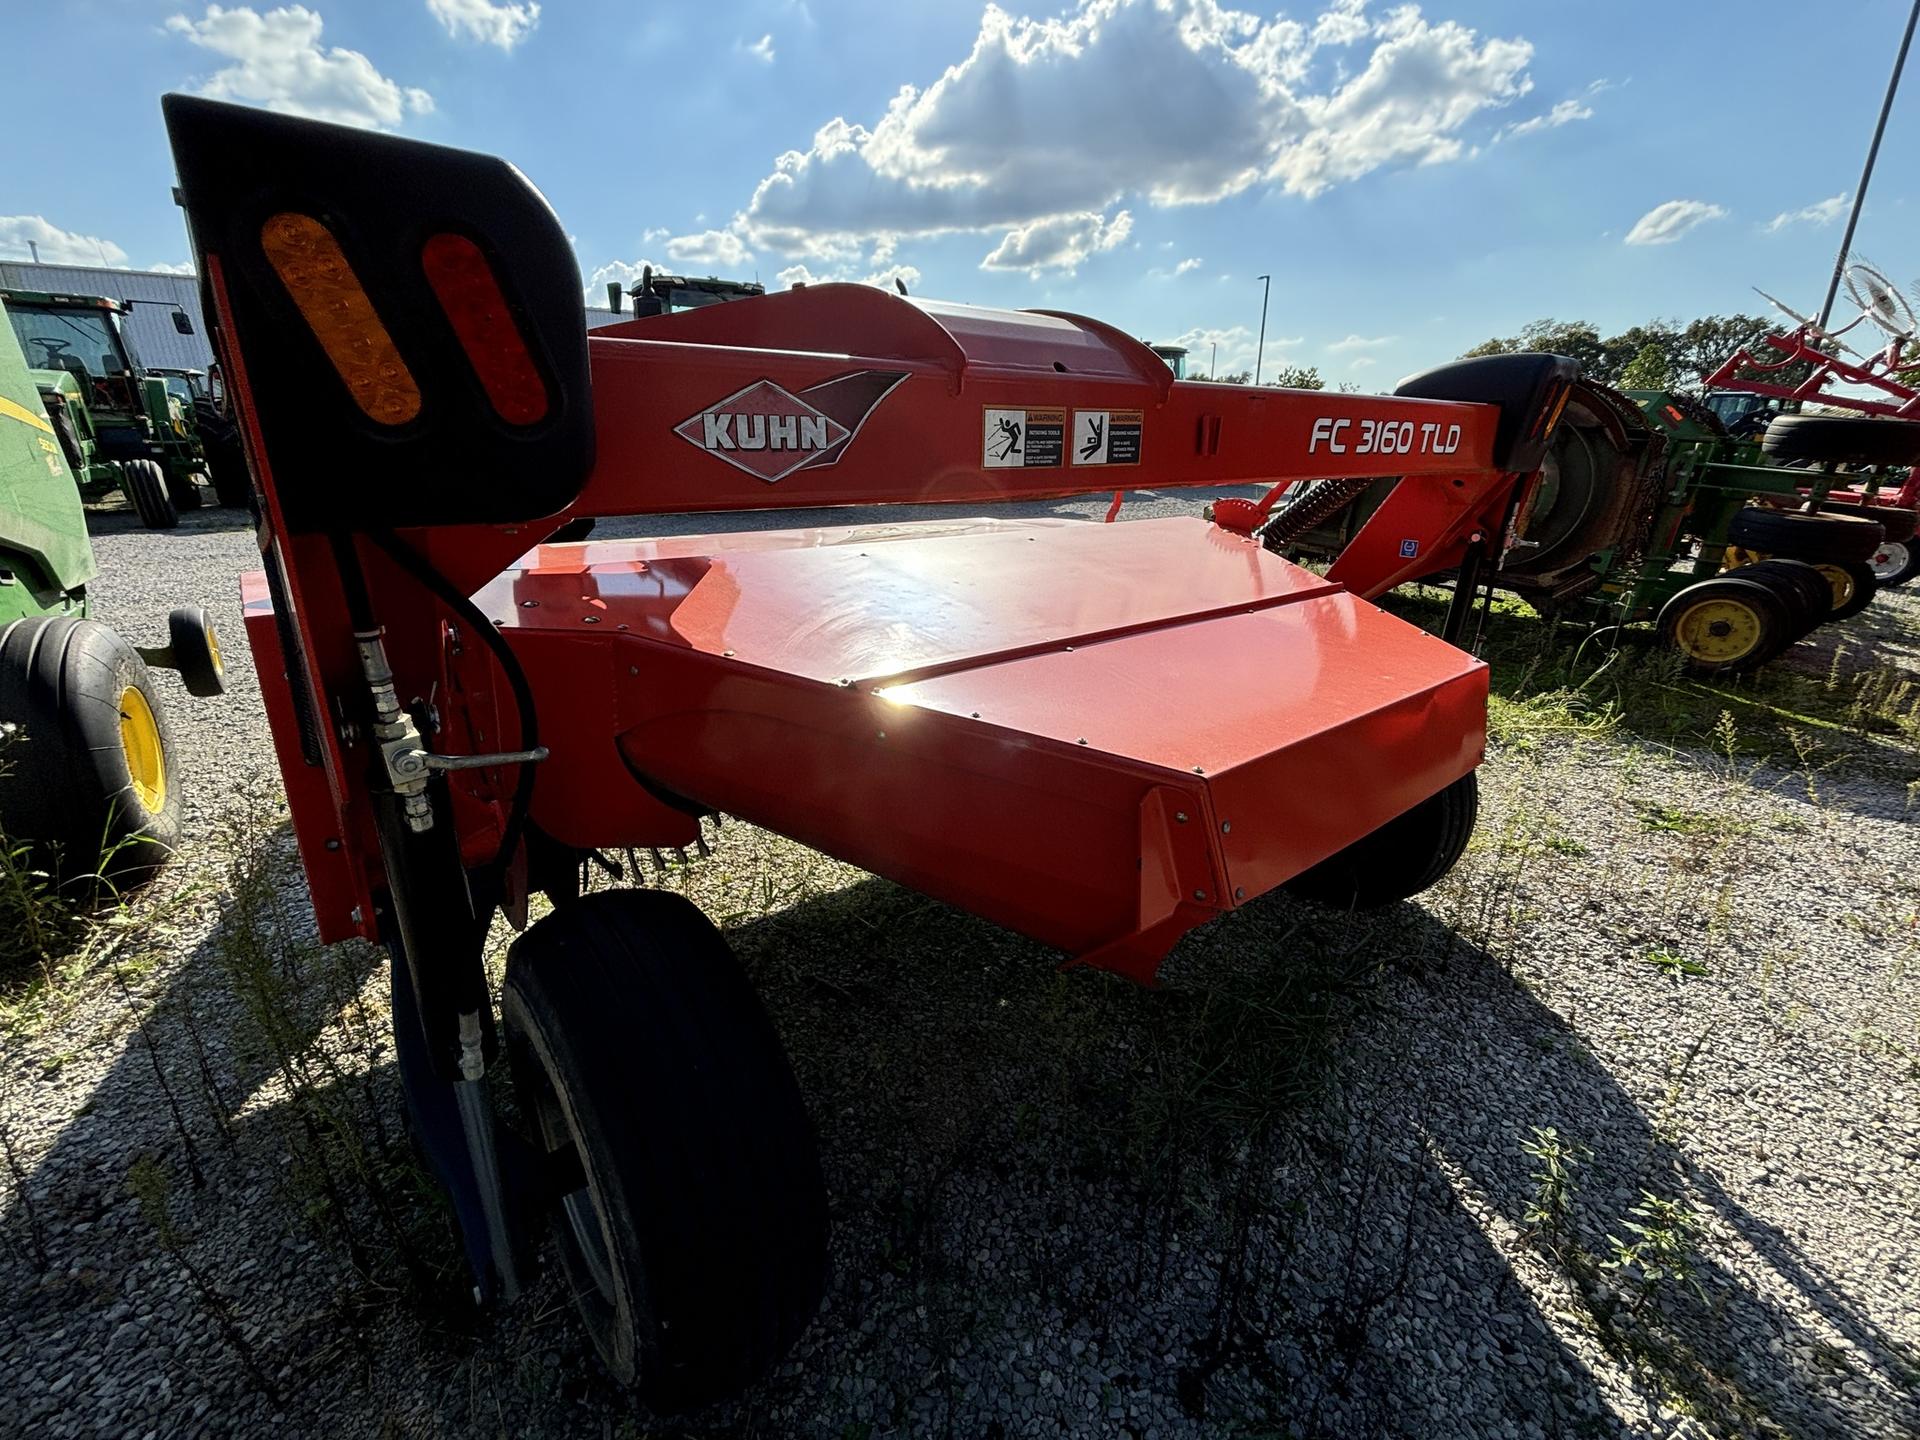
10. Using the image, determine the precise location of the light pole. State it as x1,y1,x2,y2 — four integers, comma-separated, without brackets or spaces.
1818,0,1919,331
1211,341,1217,378
1254,274,1272,386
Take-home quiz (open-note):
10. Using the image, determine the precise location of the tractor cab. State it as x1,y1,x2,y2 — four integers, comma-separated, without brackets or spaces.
148,366,210,407
2,290,152,455
610,265,765,318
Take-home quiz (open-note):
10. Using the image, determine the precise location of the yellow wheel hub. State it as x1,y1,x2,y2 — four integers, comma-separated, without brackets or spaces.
1671,597,1765,663
204,619,223,675
1814,563,1855,610
118,686,167,813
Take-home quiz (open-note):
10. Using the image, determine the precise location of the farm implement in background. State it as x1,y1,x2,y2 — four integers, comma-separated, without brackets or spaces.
166,95,1582,1410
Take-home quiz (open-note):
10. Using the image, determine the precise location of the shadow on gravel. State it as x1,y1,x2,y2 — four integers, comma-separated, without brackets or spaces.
5,835,1915,1439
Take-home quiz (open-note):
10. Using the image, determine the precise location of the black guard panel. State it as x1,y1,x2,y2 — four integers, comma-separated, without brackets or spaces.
1395,353,1578,475
162,94,594,532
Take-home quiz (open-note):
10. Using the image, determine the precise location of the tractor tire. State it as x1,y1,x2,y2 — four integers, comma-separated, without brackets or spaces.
121,459,178,531
1284,771,1478,910
167,606,227,698
1725,506,1881,564
1728,559,1830,635
1817,500,1918,542
1814,561,1878,622
196,407,252,509
1868,537,1920,587
0,617,181,891
501,889,828,1411
1762,414,1920,468
165,466,204,513
1657,575,1792,675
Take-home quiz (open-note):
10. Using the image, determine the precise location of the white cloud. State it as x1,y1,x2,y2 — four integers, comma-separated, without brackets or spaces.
776,263,818,288
1624,198,1727,246
166,6,433,130
0,216,129,267
582,257,659,306
1174,256,1204,275
863,263,922,292
1503,97,1591,138
775,260,924,292
1168,324,1305,374
745,32,776,62
979,209,1132,275
739,0,1533,269
148,260,199,275
1349,355,1377,369
1766,193,1848,232
426,0,540,50
664,227,754,268
1326,332,1395,350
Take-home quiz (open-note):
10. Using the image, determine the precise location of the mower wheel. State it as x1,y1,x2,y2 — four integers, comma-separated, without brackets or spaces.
121,459,179,530
196,407,252,509
165,467,204,512
1813,561,1878,622
0,617,180,889
1284,771,1477,910
1869,538,1920,586
502,889,828,1411
1728,559,1830,635
167,606,227,698
1725,506,1881,564
1762,414,1920,468
1657,576,1791,675
1817,500,1918,543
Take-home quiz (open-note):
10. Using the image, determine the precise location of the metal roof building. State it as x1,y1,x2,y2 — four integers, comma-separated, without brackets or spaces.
0,260,212,372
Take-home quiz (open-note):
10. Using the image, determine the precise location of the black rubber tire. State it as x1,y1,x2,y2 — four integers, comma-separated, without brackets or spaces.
1817,500,1918,542
164,466,204,512
0,617,181,890
501,889,829,1411
121,459,178,530
167,606,227,698
1656,575,1792,675
1285,771,1478,910
1762,414,1920,468
195,405,252,509
1815,560,1878,622
1868,537,1920,586
1728,559,1831,634
1725,506,1882,563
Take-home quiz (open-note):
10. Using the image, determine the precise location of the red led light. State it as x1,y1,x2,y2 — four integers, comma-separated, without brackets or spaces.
420,232,549,426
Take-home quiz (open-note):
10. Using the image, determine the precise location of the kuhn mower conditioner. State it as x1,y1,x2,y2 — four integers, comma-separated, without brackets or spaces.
164,95,1576,1408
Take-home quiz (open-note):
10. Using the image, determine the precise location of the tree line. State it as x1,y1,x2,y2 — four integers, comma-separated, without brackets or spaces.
1459,314,1798,393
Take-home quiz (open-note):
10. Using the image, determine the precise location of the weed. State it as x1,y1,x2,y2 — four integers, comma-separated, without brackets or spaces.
1645,949,1709,983
1604,1191,1706,1314
1520,1125,1591,1253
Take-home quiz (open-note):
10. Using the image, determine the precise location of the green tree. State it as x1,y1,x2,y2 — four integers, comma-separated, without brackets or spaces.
1264,365,1326,390
1618,341,1674,391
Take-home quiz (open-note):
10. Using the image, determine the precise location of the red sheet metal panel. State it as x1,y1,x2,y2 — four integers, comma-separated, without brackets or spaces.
479,516,1486,978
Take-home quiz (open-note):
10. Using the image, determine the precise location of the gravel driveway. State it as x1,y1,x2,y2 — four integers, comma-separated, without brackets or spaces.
2,493,1916,1439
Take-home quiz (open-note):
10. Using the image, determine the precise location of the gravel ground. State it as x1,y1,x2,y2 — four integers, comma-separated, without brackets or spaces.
2,490,1917,1439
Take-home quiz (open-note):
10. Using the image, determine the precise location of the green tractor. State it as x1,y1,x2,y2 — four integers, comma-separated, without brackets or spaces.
1,289,245,528
0,293,225,891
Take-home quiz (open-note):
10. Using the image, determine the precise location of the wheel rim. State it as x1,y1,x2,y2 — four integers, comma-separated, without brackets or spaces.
1671,598,1766,663
203,618,223,674
521,1044,619,1307
118,686,166,812
1815,563,1856,609
1870,541,1910,581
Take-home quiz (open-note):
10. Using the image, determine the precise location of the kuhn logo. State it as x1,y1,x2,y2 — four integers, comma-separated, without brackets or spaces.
674,371,908,484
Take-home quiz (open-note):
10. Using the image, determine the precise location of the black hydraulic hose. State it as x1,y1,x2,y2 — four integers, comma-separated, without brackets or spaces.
363,529,541,912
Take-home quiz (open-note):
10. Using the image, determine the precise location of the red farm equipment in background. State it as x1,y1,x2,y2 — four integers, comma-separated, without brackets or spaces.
164,95,1577,1410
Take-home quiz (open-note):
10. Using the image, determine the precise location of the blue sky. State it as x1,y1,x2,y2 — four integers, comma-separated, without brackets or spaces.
6,0,1919,386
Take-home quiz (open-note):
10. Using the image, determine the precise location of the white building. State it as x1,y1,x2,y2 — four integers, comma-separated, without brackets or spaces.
0,260,212,372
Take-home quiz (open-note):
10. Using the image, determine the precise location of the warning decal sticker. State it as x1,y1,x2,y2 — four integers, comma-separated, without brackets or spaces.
982,407,1067,469
1071,410,1143,466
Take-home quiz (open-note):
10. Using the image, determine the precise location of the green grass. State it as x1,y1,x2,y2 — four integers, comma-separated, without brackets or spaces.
1645,949,1709,982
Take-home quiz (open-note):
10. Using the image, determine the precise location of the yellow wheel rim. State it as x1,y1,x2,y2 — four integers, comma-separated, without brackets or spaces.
1814,563,1855,609
204,619,223,675
118,686,167,813
1671,597,1765,663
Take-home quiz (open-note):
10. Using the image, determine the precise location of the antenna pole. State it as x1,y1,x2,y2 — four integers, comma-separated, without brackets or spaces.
1818,0,1919,332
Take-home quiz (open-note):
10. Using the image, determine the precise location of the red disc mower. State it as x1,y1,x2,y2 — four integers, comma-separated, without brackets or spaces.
164,95,1579,1409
